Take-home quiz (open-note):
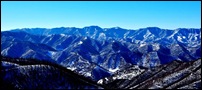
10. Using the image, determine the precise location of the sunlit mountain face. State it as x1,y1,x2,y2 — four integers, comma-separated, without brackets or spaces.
1,26,201,89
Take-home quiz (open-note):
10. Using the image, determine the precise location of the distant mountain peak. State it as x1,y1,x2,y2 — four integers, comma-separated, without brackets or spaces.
146,27,160,29
84,25,102,29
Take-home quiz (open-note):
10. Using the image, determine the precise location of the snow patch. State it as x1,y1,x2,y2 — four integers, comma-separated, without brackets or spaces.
66,67,76,71
78,41,83,44
143,30,151,38
108,65,145,81
84,37,87,40
98,33,106,40
97,79,103,84
47,51,57,56
109,68,120,73
22,49,34,57
177,36,182,42
85,72,91,77
152,44,160,51
124,31,130,38
60,34,65,36
140,43,146,47
1,46,11,55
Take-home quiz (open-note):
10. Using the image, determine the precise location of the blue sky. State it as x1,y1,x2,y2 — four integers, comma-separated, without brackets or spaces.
1,1,201,31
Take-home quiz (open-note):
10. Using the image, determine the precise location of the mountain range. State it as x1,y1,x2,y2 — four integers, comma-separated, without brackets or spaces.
1,26,201,83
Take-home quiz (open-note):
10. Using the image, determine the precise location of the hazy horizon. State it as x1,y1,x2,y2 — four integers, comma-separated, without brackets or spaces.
1,25,201,32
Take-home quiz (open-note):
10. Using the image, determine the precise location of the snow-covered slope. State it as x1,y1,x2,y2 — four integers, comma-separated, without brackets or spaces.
98,59,201,89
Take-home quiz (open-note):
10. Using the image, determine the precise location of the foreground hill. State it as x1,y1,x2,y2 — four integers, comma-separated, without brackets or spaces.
1,56,104,89
98,58,201,89
1,56,201,89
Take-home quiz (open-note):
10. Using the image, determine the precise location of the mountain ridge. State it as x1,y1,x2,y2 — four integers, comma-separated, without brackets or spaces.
1,26,201,80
